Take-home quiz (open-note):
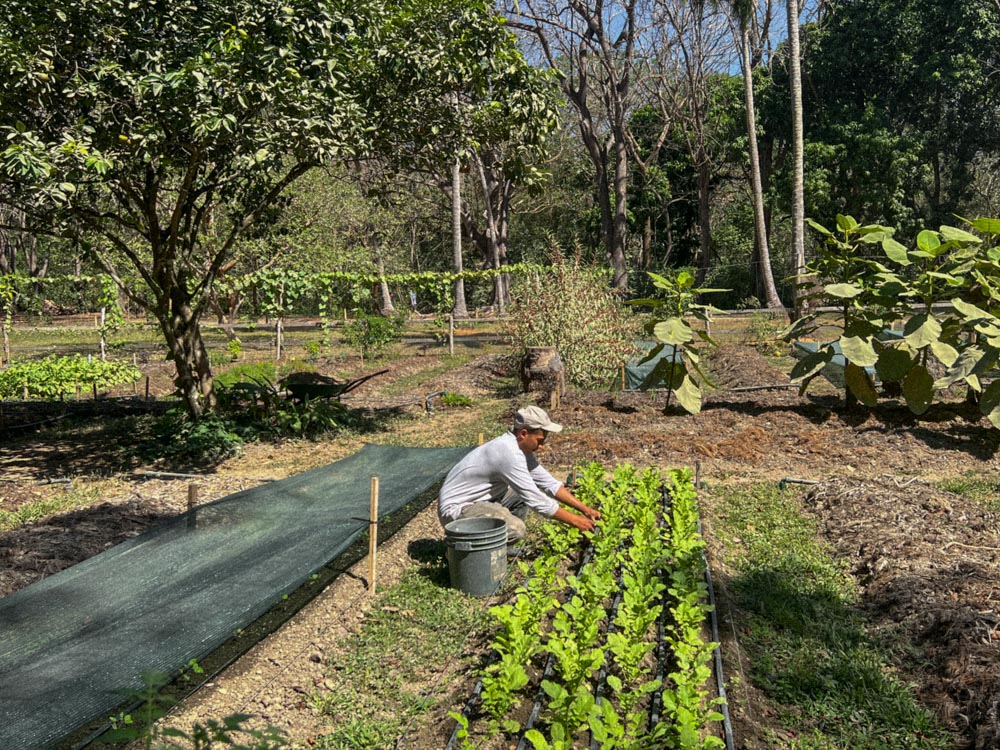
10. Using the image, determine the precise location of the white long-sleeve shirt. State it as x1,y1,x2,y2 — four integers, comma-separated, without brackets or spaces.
437,431,562,524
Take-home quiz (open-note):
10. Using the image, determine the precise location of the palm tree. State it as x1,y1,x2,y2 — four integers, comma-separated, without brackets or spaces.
787,0,806,317
732,0,784,310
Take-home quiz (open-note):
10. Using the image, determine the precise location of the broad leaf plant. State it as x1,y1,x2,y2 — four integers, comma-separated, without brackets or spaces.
784,214,1000,425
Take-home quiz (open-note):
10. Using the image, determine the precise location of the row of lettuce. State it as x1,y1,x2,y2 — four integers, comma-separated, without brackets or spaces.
457,463,723,750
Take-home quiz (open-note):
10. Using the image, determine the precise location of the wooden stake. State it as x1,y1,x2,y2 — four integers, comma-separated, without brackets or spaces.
478,432,484,446
368,477,379,593
187,483,199,529
99,307,107,361
448,314,455,356
145,376,150,401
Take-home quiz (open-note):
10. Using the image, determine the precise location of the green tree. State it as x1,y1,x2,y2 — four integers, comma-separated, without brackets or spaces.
759,0,1000,235
0,0,546,418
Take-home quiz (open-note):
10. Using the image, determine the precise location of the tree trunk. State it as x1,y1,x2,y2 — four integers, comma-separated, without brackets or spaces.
787,0,806,317
695,156,713,286
158,293,215,419
374,239,395,315
451,157,469,318
741,24,783,310
641,214,652,271
611,137,629,290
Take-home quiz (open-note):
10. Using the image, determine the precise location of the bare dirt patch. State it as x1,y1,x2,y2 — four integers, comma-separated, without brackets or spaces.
3,343,1000,748
805,477,1000,748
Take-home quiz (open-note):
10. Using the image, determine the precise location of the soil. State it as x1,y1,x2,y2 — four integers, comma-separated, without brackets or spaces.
3,342,1000,749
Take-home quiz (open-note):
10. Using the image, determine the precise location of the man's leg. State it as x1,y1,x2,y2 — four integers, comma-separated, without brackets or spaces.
498,488,529,521
458,501,526,541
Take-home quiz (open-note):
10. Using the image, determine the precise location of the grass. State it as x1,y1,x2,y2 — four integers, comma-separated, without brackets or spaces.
0,485,103,531
709,483,954,749
375,353,478,397
937,473,1000,510
310,563,488,749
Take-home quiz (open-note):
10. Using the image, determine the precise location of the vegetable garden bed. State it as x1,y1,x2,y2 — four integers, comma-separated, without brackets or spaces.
449,462,725,750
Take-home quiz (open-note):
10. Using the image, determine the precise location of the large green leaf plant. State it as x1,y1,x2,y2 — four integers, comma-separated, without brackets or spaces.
784,213,1000,425
629,270,725,414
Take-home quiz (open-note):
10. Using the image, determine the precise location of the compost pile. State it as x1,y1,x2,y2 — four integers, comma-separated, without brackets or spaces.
805,477,1000,748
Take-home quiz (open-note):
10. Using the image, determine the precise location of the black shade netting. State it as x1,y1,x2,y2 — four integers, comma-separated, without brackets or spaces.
0,443,470,750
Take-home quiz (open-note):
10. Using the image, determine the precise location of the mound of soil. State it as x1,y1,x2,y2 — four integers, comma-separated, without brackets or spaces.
806,477,1000,748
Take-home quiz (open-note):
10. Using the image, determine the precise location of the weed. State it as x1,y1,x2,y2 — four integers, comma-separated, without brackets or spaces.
143,409,245,464
99,671,287,749
441,392,474,407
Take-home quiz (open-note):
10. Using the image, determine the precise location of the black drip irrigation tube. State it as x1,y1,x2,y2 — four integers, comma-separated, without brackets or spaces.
697,517,736,750
444,546,596,750
588,587,624,750
514,546,595,750
647,486,673,728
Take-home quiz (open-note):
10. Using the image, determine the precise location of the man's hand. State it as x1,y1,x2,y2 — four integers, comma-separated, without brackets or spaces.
554,507,595,533
555,486,602,523
573,513,596,533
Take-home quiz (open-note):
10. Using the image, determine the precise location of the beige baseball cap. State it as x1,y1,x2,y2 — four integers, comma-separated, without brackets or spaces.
513,405,563,433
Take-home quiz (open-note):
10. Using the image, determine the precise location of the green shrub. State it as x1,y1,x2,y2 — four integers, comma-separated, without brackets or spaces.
505,244,640,389
342,312,405,362
146,409,246,463
303,339,322,362
226,339,243,361
440,392,473,407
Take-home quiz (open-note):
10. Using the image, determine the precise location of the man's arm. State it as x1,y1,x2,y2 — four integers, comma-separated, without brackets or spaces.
554,485,601,521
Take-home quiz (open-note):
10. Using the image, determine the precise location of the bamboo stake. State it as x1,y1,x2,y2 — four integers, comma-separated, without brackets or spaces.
368,477,379,593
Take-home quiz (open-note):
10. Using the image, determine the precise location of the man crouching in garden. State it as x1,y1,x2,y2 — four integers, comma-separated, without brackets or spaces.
437,406,601,543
